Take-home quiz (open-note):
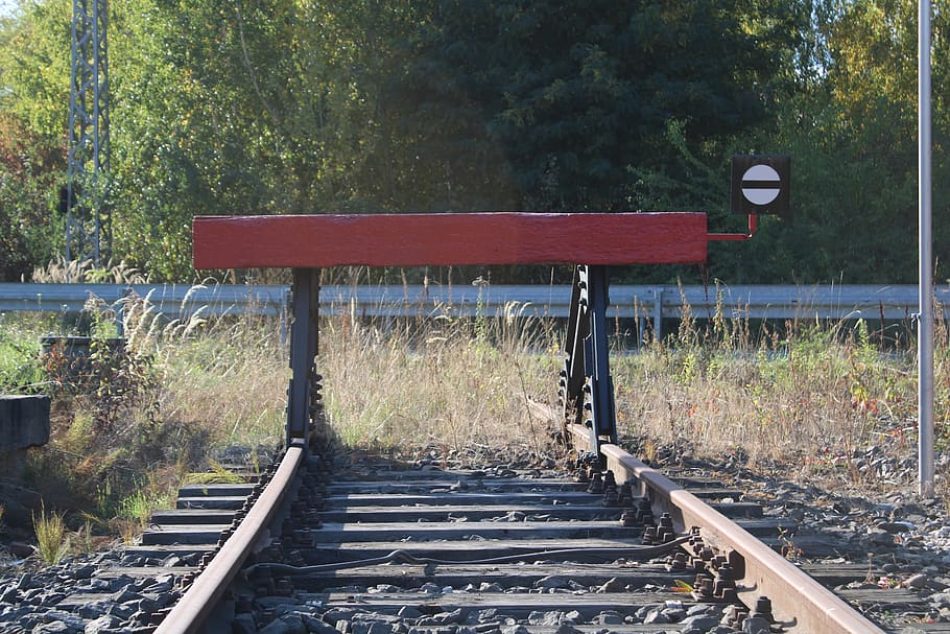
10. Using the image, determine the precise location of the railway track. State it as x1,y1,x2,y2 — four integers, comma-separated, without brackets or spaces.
9,213,936,633
94,427,936,634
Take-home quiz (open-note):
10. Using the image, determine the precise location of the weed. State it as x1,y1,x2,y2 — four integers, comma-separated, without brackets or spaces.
111,519,143,545
71,520,95,556
117,491,156,525
184,462,244,485
776,527,802,561
32,504,70,565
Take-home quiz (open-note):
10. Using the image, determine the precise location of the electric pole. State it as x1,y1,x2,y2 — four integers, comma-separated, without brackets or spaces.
65,0,110,266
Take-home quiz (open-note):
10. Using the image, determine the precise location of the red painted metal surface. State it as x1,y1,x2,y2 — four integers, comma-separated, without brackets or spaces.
193,212,708,269
708,214,758,242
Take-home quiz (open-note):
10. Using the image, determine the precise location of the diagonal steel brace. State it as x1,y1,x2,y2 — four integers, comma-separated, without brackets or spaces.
561,265,618,457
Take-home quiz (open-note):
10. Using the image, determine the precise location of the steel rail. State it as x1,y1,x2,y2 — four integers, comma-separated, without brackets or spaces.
154,442,306,634
567,424,885,634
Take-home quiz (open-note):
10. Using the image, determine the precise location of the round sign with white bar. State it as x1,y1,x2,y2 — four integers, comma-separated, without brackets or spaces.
741,164,781,205
730,155,790,216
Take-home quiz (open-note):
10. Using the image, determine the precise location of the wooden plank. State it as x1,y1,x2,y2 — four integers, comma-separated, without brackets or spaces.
307,538,643,562
320,502,759,522
122,544,212,559
311,521,639,542
334,469,524,481
96,566,199,579
317,504,624,522
325,488,742,504
152,509,237,524
141,524,229,545
284,563,681,589
412,623,688,634
310,519,786,542
833,589,926,607
193,212,708,269
265,562,875,590
311,591,689,613
177,496,245,510
325,492,587,506
324,481,586,494
178,483,254,497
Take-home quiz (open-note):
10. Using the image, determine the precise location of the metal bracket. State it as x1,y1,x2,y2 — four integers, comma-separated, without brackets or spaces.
287,268,320,449
560,265,618,457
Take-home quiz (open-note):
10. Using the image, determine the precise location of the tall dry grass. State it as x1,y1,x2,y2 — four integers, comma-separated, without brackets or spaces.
155,296,564,452
87,286,948,484
320,302,561,449
8,275,948,546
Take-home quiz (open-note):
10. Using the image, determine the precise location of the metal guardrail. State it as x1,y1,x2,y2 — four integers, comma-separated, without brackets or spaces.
0,282,945,339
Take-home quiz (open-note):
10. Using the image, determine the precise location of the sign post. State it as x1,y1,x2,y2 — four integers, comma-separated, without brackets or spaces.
918,0,934,498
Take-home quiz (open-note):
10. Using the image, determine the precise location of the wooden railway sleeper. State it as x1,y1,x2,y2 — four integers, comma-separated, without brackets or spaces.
242,537,691,579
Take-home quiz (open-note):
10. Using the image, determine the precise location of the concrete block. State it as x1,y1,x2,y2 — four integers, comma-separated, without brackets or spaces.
0,395,51,450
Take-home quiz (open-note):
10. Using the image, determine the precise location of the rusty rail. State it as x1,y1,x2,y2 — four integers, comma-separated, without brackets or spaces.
154,442,306,634
568,423,885,634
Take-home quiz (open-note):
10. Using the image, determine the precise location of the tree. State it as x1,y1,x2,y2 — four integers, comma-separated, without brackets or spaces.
384,0,803,215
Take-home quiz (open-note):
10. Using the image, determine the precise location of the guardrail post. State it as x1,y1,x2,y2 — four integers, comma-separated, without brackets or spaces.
279,287,291,346
287,269,320,449
114,286,132,337
653,287,664,342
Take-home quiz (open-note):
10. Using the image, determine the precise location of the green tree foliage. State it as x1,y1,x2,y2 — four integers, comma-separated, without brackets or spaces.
385,0,802,213
0,2,68,280
107,0,409,278
728,0,950,283
0,114,60,279
0,0,944,283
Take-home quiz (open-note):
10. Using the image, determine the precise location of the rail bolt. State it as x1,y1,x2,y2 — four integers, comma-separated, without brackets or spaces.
751,596,774,623
587,472,604,494
665,551,688,571
691,574,714,600
642,526,657,545
713,563,737,600
617,483,633,506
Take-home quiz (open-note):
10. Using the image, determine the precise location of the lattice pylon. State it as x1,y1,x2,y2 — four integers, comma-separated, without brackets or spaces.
65,0,110,265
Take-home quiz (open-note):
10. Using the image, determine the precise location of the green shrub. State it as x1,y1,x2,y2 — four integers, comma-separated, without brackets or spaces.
0,324,44,392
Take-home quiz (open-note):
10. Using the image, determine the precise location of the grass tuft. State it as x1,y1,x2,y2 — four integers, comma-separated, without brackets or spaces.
184,461,245,485
32,504,70,565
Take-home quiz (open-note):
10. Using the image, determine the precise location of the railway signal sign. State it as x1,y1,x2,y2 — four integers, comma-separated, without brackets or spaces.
731,155,790,216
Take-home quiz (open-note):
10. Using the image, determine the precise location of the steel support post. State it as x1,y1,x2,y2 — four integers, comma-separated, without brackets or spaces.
584,266,618,451
561,265,618,457
561,266,589,428
918,0,935,497
287,269,319,448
